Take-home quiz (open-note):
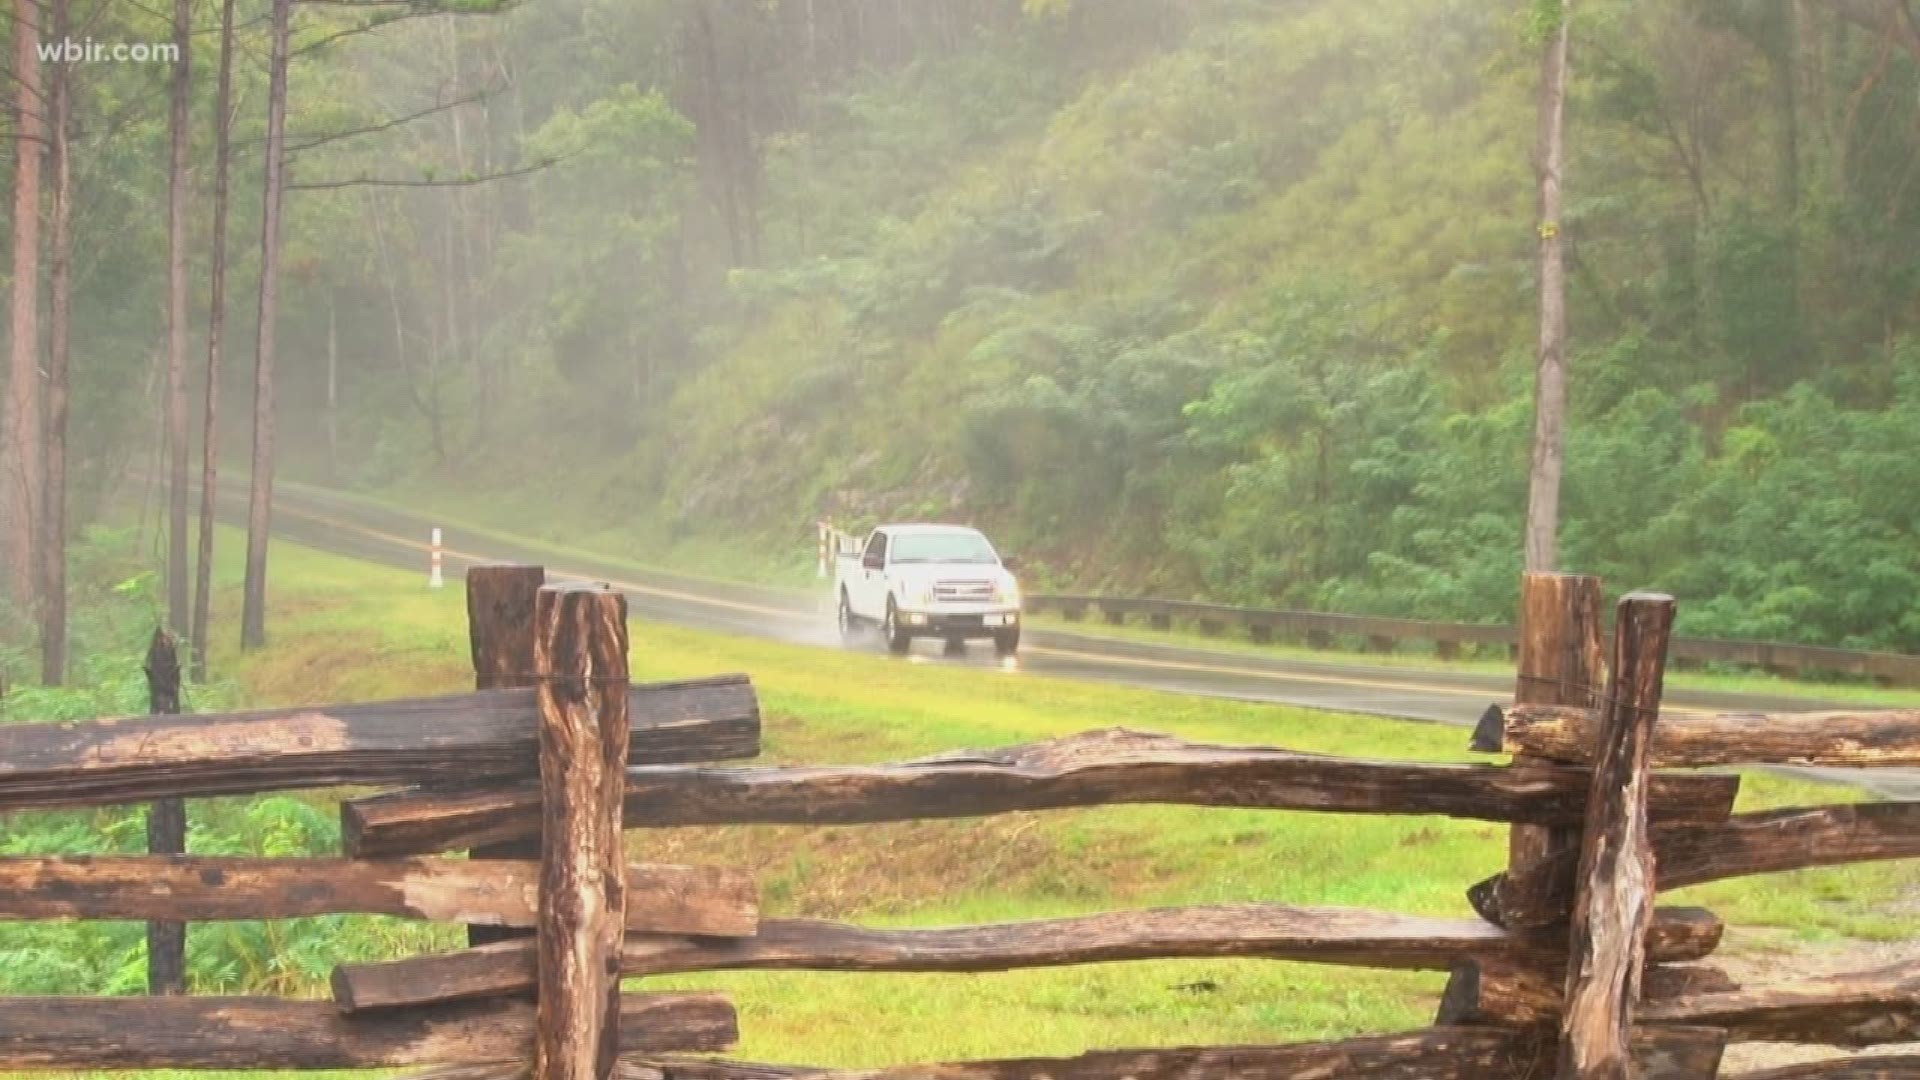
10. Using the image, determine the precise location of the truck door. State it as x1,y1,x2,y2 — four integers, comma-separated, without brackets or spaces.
857,530,889,617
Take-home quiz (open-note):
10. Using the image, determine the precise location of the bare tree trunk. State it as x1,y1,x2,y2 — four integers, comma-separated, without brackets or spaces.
438,214,458,466
40,0,72,686
445,20,482,451
1522,0,1572,574
191,0,238,681
137,345,166,554
164,0,193,638
1773,1,1802,347
3,0,45,621
241,0,292,651
325,294,338,482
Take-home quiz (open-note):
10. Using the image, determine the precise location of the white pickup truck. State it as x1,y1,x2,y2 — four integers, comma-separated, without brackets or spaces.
835,524,1023,656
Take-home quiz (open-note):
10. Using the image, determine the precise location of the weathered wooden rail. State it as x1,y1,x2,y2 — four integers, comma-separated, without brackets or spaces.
5,567,1920,1079
1025,592,1920,685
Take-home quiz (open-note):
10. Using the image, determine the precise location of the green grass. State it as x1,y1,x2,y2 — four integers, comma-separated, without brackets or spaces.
19,526,1914,1075
182,531,1920,1066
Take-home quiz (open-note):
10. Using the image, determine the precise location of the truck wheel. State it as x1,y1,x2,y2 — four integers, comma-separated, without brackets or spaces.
837,590,858,645
994,628,1021,657
883,601,912,655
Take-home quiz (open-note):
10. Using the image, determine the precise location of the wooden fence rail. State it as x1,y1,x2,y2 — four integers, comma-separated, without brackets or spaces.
4,564,1920,1079
0,674,759,810
338,728,1739,858
0,856,757,935
328,904,1727,1014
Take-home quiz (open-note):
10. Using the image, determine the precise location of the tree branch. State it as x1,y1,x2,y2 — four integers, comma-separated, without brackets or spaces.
288,153,567,191
284,87,497,153
292,1,519,56
1831,0,1920,62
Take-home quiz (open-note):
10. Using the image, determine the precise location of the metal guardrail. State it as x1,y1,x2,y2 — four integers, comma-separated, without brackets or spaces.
1026,594,1920,687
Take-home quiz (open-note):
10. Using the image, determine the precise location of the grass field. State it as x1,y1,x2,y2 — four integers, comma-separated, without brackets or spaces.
126,527,1911,1069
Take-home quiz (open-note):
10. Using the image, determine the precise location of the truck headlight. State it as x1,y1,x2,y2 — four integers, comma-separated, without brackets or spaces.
915,582,937,607
993,579,1020,606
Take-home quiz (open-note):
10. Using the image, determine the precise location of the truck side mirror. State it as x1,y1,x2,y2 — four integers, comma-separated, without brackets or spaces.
1000,555,1021,572
862,552,884,570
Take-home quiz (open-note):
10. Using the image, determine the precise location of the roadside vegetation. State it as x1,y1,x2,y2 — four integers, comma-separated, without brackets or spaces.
3,530,1915,1069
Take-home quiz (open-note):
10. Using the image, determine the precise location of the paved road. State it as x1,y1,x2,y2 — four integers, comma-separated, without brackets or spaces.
242,481,1916,797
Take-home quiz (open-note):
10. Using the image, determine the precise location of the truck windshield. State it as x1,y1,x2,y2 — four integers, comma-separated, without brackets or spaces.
890,531,999,564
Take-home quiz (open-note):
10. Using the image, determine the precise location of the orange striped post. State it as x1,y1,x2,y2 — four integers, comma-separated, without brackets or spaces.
429,528,444,589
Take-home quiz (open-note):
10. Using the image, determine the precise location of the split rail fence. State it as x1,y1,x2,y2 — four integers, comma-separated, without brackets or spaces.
3,568,1920,1078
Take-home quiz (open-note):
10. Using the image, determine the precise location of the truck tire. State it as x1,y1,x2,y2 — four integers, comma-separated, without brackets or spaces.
994,628,1021,657
837,590,858,645
883,600,912,655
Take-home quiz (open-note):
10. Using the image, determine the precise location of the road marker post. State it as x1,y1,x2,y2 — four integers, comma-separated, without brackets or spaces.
429,528,444,589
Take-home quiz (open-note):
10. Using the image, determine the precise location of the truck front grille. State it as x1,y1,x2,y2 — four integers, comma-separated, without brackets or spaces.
934,580,994,603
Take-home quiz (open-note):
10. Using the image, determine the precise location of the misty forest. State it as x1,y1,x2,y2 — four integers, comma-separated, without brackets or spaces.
14,1,1920,1065
6,0,1920,682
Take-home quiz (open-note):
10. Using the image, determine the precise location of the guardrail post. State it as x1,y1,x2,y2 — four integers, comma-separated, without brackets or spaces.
465,563,546,948
534,583,630,1080
143,628,187,996
1558,592,1674,1080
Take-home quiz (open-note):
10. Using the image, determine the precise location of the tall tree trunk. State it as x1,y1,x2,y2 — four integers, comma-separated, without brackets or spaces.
445,20,482,450
325,294,338,482
241,0,292,650
3,0,45,623
165,0,193,636
1772,0,1803,361
1523,0,1572,574
192,0,238,681
40,0,72,687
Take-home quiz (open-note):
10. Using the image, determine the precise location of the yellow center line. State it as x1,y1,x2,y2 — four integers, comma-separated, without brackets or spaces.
272,501,1717,718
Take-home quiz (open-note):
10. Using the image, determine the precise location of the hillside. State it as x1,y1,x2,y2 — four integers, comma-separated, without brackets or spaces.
22,0,1920,652
368,0,1920,651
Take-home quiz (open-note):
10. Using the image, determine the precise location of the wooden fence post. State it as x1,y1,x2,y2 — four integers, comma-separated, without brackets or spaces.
466,563,546,948
143,628,187,996
1558,592,1675,1080
534,583,630,1080
1443,573,1603,1019
1506,573,1605,905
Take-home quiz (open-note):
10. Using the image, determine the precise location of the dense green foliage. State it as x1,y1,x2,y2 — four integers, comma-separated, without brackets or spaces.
22,0,1920,649
0,535,453,995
